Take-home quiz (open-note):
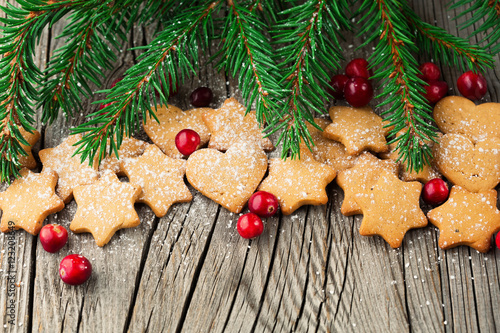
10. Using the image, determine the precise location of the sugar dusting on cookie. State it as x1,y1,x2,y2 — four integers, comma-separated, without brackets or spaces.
202,98,274,152
186,140,268,213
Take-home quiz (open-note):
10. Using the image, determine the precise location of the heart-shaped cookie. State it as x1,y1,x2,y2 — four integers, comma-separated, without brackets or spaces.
186,141,268,213
434,133,500,192
433,96,500,142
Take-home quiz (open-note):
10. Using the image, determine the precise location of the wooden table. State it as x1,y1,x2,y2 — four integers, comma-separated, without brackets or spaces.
1,1,500,332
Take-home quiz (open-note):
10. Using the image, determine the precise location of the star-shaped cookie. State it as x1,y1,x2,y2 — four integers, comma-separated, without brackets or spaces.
380,130,441,183
336,152,399,216
202,98,274,151
120,144,192,217
354,170,428,248
143,105,212,158
39,134,99,203
70,170,142,247
258,149,336,215
427,186,500,252
17,127,41,169
300,118,356,172
0,169,64,235
99,136,148,176
323,106,390,155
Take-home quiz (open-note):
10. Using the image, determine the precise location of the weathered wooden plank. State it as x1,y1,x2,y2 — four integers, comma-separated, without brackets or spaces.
126,36,231,332
0,1,48,331
30,19,157,332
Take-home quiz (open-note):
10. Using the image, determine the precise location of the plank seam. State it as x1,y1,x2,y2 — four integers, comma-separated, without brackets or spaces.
249,214,283,333
174,205,222,333
122,214,160,333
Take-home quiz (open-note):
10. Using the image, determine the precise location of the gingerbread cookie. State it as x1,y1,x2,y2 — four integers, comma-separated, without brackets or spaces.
202,98,274,151
433,96,500,142
258,149,336,215
433,133,500,192
143,105,212,159
427,186,500,252
99,136,148,176
336,152,399,216
380,130,441,183
0,169,64,235
70,170,142,247
120,144,192,217
17,127,41,169
323,106,391,156
186,141,267,213
355,170,427,248
300,118,356,171
39,134,99,203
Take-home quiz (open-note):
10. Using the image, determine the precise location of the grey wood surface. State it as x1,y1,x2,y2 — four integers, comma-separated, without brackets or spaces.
0,1,500,332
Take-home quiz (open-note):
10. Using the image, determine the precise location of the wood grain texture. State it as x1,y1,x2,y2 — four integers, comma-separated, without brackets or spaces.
0,1,498,332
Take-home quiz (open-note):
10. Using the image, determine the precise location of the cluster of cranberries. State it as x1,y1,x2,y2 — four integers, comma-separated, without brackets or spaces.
329,58,374,108
39,224,92,286
237,191,279,239
418,62,448,104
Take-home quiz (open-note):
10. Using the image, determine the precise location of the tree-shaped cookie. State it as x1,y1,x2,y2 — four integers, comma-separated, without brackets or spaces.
336,152,399,216
202,98,274,151
258,149,336,215
355,170,428,248
0,169,64,235
39,134,99,203
70,171,142,247
121,144,192,217
427,186,500,252
323,106,391,156
143,105,212,158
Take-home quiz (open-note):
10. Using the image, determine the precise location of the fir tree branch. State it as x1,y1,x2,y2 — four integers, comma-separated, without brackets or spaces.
0,0,108,182
358,0,436,172
404,3,494,72
274,0,349,158
215,0,282,126
39,8,124,123
450,0,500,54
72,1,219,165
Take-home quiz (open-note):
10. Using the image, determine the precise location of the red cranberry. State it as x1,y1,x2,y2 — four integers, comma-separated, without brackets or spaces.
155,73,178,98
457,71,487,100
422,178,449,206
39,224,68,253
418,63,440,82
345,58,373,79
175,129,201,156
59,254,92,285
248,191,279,218
344,77,373,107
111,77,122,88
328,75,349,100
496,232,500,249
422,81,448,104
237,213,264,239
190,87,213,107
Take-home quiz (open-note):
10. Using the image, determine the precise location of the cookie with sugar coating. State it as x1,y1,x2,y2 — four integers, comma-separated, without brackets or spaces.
186,140,267,213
